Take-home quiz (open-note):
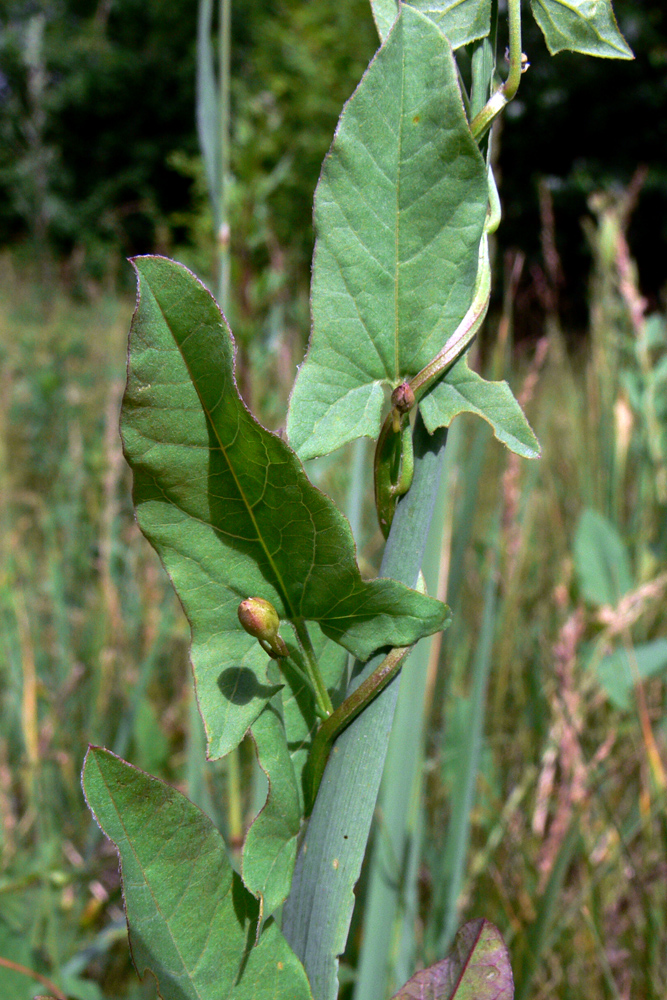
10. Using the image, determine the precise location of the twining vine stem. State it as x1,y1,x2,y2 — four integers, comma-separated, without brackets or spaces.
305,644,412,811
470,0,524,140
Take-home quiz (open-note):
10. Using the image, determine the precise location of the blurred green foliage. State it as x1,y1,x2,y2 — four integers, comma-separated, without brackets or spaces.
1,0,665,316
0,0,377,284
499,0,667,326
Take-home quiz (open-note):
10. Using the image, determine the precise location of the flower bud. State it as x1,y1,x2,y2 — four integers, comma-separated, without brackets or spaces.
391,381,415,414
237,597,288,658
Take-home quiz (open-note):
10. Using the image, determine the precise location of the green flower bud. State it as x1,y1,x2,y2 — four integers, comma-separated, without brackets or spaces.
237,597,288,658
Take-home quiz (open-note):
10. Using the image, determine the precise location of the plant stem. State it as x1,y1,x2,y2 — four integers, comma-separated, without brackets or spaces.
282,415,448,1000
304,645,412,812
503,0,523,102
469,0,522,140
293,618,335,718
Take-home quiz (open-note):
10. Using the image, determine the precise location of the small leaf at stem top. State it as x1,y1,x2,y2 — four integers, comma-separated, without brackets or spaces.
530,0,633,59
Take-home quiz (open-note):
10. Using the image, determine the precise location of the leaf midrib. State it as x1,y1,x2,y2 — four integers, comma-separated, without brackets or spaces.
393,27,405,378
152,291,298,620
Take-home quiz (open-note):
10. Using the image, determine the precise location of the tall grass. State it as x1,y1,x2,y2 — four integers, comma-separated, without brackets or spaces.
344,177,667,999
1,174,666,998
0,252,190,999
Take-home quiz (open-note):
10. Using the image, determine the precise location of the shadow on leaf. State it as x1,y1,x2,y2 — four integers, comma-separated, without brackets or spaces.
217,667,282,705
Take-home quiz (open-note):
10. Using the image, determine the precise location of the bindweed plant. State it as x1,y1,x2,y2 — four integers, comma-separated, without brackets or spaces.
82,2,632,998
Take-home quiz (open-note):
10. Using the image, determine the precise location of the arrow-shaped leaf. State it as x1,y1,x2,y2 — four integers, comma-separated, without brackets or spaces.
419,355,540,458
121,256,448,916
122,254,447,760
286,6,488,459
391,919,513,999
82,747,313,1000
530,0,633,59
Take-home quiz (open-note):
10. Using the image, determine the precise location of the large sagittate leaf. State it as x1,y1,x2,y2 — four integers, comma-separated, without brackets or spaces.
123,255,447,761
123,256,447,917
371,1,492,47
391,919,513,999
286,6,488,459
420,356,540,458
82,747,313,1000
530,0,633,59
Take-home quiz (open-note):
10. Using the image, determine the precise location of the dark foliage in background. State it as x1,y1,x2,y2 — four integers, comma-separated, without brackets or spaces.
499,0,667,333
0,0,665,319
0,0,200,271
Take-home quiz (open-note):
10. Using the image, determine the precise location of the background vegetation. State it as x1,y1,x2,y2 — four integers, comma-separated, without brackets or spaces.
1,1,666,998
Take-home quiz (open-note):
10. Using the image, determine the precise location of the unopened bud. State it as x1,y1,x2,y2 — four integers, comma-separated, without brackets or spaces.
391,382,415,414
237,597,288,658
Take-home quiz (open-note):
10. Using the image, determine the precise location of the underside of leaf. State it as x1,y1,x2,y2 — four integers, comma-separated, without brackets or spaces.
530,0,633,59
287,5,488,459
419,355,540,458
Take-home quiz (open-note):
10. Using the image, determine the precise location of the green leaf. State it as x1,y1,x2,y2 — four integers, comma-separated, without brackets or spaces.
371,0,492,47
122,256,447,916
573,509,633,606
391,919,513,999
286,6,488,459
597,640,667,710
243,702,301,921
409,0,492,49
122,254,448,764
370,0,398,41
82,747,313,1000
419,356,540,458
530,0,633,59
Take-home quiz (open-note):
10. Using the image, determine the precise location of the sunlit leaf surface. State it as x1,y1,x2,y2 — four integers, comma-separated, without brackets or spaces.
287,6,488,458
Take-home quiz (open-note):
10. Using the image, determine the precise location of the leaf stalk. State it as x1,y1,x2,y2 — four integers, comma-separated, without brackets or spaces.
292,618,335,718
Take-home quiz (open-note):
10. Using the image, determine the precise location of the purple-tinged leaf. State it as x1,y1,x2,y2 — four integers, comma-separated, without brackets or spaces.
391,919,513,1000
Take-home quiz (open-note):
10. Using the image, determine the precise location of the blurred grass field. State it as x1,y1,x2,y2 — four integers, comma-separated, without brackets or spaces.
1,181,666,999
